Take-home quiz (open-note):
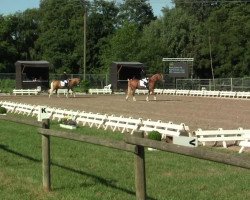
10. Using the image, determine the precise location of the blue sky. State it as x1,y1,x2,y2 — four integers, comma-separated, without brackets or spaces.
0,0,173,16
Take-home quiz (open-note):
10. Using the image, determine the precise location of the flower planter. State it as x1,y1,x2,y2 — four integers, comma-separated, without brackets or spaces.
60,124,77,130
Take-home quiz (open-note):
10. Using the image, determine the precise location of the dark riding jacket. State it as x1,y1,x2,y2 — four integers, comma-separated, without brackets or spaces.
140,69,147,79
61,73,68,81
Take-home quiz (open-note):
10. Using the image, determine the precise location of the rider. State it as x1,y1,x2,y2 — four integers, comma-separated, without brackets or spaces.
61,71,69,87
140,67,148,88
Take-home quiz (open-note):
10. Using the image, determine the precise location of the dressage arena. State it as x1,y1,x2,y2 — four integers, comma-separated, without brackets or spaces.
1,93,250,133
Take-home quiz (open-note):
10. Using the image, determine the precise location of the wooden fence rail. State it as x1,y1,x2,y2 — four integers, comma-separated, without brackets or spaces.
124,135,250,169
1,116,250,200
38,128,135,153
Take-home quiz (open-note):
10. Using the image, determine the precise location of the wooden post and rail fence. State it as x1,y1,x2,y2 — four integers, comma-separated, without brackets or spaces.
1,115,250,200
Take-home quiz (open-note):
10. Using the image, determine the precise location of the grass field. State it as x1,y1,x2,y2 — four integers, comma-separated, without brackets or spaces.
0,117,250,200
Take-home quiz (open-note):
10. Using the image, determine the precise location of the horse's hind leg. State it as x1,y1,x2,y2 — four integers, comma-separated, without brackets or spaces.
132,90,136,101
66,89,69,98
49,88,54,98
146,90,150,101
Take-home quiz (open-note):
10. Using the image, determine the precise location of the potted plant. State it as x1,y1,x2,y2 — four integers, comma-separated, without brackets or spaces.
147,131,162,151
59,117,77,129
0,105,7,115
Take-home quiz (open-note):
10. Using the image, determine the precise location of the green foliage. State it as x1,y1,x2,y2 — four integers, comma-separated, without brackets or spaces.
148,131,162,141
81,80,90,93
118,0,156,29
100,22,142,71
0,106,7,114
0,79,15,93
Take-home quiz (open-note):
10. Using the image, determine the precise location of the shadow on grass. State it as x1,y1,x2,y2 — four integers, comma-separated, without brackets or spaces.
0,144,157,200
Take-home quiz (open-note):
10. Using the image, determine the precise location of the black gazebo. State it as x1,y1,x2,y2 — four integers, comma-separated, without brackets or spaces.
109,62,145,91
15,61,50,90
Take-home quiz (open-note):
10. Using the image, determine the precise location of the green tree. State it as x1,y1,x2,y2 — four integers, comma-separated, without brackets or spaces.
206,3,250,77
0,15,18,72
37,0,85,73
100,22,142,72
86,0,119,73
173,0,221,21
118,0,156,29
137,19,166,73
15,9,40,60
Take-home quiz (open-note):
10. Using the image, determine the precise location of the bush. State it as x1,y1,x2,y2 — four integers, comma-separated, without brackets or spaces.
0,79,15,93
82,80,90,93
147,131,162,141
0,106,7,114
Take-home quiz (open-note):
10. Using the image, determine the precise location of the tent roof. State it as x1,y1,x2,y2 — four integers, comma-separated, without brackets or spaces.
112,61,143,65
15,61,50,65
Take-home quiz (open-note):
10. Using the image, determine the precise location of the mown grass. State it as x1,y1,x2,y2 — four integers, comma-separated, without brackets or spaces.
0,117,250,200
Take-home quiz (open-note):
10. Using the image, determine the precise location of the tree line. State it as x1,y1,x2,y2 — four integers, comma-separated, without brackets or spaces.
0,0,249,78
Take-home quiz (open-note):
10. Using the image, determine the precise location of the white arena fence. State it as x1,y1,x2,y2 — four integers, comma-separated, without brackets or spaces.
12,88,72,96
13,89,40,95
1,100,250,153
3,86,250,99
88,84,112,95
0,101,190,139
194,128,250,148
162,89,250,99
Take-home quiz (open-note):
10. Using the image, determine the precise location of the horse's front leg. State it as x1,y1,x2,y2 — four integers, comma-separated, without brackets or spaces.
56,89,59,97
126,86,131,101
151,91,156,101
68,88,75,98
71,88,76,97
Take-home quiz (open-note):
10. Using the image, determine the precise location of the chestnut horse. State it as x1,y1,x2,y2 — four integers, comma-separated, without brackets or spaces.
49,78,81,98
126,73,164,101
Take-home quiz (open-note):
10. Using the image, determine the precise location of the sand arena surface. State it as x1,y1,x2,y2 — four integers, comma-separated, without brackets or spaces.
1,93,250,132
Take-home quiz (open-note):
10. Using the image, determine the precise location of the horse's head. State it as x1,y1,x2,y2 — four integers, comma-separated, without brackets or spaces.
75,78,81,85
69,78,81,87
150,73,165,83
159,73,165,83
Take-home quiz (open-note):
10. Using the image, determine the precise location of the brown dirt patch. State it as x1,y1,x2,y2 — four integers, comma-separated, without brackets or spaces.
2,93,250,131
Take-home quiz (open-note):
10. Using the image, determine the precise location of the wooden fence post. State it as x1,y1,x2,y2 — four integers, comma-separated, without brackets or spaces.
133,131,146,200
42,119,51,192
